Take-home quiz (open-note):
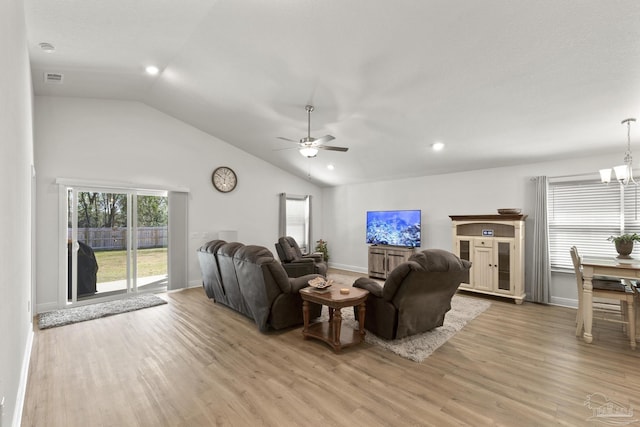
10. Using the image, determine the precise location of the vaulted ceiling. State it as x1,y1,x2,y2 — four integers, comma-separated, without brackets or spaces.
24,0,640,186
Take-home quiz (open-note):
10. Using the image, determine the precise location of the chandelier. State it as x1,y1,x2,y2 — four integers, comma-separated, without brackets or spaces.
600,118,637,185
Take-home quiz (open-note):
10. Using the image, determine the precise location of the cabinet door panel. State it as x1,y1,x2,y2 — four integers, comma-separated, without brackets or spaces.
368,250,387,278
387,252,407,272
496,240,513,292
457,239,471,285
473,246,494,290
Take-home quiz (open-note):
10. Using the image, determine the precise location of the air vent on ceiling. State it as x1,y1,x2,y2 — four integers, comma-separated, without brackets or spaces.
44,72,63,84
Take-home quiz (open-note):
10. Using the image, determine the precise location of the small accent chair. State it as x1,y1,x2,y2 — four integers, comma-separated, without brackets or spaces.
570,246,636,348
275,236,327,277
352,249,471,340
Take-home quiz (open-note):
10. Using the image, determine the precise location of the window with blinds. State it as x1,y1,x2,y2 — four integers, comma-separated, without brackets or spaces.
285,196,310,253
548,179,640,269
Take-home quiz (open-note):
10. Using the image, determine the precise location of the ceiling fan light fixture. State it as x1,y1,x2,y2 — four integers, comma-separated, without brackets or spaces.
277,105,346,157
299,147,318,158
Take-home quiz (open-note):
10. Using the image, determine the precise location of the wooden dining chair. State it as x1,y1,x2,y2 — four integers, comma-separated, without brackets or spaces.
570,246,636,346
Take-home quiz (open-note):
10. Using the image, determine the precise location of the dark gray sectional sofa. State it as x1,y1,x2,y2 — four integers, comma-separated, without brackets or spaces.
197,240,323,332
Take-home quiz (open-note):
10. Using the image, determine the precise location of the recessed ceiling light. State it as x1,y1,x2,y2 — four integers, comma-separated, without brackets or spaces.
431,142,445,151
39,42,55,53
327,164,335,170
145,65,160,75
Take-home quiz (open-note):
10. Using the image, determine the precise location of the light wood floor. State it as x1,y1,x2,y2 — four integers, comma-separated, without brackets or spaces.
22,270,640,426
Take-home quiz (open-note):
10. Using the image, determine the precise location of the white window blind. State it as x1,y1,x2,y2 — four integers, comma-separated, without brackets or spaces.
286,197,309,253
548,179,640,269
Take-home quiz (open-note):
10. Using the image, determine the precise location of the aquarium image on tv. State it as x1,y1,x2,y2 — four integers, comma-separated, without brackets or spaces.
366,209,421,247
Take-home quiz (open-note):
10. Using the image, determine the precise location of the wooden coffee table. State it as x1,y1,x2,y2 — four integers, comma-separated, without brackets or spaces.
299,286,369,352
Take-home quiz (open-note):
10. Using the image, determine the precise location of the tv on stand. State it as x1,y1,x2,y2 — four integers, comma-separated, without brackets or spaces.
365,209,421,248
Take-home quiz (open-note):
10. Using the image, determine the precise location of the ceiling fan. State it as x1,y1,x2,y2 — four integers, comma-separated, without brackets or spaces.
277,105,348,158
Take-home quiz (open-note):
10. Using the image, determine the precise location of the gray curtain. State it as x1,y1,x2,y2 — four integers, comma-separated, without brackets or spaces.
308,195,313,248
530,176,551,303
168,191,189,290
278,193,286,237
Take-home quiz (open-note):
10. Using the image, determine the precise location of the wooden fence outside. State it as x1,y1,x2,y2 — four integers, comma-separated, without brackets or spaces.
69,227,167,250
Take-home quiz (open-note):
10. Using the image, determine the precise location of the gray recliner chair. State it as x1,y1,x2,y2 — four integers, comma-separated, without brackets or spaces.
234,245,322,331
353,249,471,340
275,236,327,277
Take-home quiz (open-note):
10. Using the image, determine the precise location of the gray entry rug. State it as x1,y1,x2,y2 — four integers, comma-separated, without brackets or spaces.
38,294,167,329
318,293,490,363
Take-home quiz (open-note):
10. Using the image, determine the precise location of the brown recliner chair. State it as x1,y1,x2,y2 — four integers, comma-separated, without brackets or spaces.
353,249,471,340
275,236,327,277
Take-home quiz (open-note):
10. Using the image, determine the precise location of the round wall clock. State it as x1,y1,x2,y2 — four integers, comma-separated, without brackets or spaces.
211,166,237,193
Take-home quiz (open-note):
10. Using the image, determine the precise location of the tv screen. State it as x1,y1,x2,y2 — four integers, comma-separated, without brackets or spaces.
366,209,421,247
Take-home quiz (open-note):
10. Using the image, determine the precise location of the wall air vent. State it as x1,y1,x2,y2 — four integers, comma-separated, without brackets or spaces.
44,72,64,84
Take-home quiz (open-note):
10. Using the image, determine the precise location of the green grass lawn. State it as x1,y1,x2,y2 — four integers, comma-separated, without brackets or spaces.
94,248,167,283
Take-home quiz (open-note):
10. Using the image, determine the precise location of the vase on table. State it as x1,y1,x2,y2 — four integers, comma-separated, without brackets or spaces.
615,241,634,259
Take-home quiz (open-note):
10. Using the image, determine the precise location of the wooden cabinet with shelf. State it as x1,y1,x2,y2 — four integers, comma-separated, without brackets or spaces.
450,215,526,304
368,246,415,279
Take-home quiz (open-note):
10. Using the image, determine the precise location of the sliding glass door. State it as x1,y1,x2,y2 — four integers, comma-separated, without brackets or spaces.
66,187,168,304
134,193,168,293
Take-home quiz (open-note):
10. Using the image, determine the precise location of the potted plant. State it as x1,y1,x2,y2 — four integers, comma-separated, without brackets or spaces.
607,233,640,258
315,239,329,262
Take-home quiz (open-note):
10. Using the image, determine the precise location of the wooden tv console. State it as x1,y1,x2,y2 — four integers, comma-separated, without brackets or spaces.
368,246,415,279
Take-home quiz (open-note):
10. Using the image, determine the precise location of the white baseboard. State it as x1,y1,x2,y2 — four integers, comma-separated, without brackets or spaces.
12,328,33,427
549,296,578,309
35,301,58,314
188,279,202,288
328,263,367,274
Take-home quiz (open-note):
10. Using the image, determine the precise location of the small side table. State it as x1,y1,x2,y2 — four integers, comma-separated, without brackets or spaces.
299,286,369,352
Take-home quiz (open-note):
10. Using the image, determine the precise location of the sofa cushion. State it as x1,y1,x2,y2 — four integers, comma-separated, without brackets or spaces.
217,242,253,317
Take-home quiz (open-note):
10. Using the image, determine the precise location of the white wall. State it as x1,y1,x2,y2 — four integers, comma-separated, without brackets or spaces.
33,93,622,313
34,96,323,312
1,0,34,425
322,153,623,306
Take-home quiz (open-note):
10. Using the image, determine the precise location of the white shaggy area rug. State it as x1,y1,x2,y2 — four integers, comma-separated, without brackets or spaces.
38,294,167,329
319,295,490,362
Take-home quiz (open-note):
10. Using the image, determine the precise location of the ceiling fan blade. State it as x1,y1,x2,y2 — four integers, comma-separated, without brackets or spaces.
276,136,298,143
318,145,348,152
272,146,297,152
314,135,335,144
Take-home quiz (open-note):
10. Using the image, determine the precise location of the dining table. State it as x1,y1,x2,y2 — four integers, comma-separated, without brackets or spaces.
581,256,639,349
